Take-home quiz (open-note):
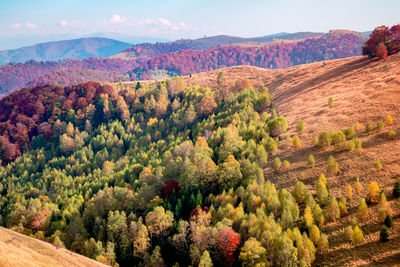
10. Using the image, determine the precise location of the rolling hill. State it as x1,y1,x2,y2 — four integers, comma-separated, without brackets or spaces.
0,48,399,266
127,30,368,80
0,30,366,97
163,53,400,266
0,227,107,267
0,37,132,65
110,31,324,60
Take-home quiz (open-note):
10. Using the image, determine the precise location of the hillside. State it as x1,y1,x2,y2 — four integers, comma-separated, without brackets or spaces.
127,31,368,80
0,37,132,65
0,31,365,96
0,227,107,267
111,32,324,60
171,53,400,266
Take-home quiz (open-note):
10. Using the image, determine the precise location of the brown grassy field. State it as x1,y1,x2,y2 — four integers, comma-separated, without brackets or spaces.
175,54,400,266
0,227,107,267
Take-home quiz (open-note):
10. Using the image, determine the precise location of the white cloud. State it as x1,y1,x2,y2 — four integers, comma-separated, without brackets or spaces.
25,22,37,29
138,19,154,25
60,20,68,27
110,14,127,24
157,18,171,27
10,23,22,29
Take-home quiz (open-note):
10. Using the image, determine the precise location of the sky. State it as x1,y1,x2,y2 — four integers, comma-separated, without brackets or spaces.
0,0,399,50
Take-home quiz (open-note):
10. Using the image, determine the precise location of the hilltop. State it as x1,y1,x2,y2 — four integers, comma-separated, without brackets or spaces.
0,227,107,267
0,37,132,65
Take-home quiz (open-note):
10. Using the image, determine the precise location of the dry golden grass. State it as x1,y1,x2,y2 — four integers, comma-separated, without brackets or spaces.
177,53,400,266
0,227,107,267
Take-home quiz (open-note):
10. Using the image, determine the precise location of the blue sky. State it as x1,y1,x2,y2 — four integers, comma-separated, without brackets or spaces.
0,0,399,49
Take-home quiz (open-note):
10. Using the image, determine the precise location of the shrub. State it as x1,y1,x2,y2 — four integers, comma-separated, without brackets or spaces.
352,226,364,246
273,157,281,170
316,179,329,204
384,215,394,228
354,122,361,131
346,140,355,151
376,42,388,60
388,130,396,139
328,97,335,108
307,154,315,168
393,181,400,198
365,123,373,133
296,120,304,132
385,115,393,125
367,182,380,204
317,234,329,255
346,184,353,200
310,225,320,244
283,160,290,169
375,159,383,170
326,156,339,175
345,226,353,242
318,132,332,148
352,138,363,153
376,120,384,131
342,127,355,139
332,131,346,150
267,116,287,137
293,181,306,203
380,226,389,242
292,135,301,149
354,178,363,194
357,198,368,220
312,136,318,146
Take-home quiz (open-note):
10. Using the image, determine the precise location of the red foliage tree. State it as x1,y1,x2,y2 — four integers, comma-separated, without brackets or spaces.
375,42,388,60
161,179,181,198
388,24,400,55
217,227,240,267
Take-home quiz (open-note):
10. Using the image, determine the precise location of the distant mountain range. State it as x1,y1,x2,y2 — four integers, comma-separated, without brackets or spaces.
0,37,132,64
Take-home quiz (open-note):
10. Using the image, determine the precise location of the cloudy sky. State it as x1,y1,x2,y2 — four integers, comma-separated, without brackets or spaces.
0,0,399,50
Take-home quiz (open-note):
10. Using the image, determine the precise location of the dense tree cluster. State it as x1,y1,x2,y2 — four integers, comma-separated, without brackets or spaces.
129,31,367,80
0,77,334,266
0,58,139,94
362,24,400,59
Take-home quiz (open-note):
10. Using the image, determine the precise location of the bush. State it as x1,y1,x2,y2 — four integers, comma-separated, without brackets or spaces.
365,123,373,133
346,140,355,151
326,156,339,175
318,132,332,148
312,136,318,146
346,184,353,200
376,121,384,131
375,159,383,170
393,181,400,198
367,182,380,204
380,226,389,242
292,135,301,149
345,226,353,242
273,157,281,170
307,154,315,168
388,130,396,139
352,138,363,153
332,131,346,150
328,97,335,108
384,215,394,228
267,116,287,137
296,120,304,132
342,127,355,139
352,225,364,245
283,160,290,169
386,115,393,125
357,198,368,220
354,178,363,194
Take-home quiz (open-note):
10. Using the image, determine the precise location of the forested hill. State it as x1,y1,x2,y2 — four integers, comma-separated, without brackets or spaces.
0,30,366,96
128,31,368,80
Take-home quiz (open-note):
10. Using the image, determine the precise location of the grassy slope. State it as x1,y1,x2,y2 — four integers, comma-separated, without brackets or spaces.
0,227,107,267
164,54,400,266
